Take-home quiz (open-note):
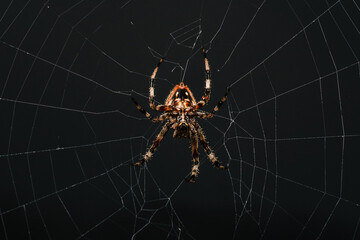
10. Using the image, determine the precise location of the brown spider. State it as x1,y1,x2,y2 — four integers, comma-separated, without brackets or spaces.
131,49,230,183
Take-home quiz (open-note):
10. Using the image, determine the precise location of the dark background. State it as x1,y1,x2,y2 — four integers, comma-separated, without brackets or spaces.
0,0,360,239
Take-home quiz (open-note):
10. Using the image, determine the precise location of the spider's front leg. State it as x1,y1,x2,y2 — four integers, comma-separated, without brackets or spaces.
187,125,200,183
194,48,212,110
147,58,173,112
149,58,162,110
202,48,211,102
132,121,172,166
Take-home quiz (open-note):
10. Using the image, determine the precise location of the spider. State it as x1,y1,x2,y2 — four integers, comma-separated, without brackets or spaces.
131,48,230,183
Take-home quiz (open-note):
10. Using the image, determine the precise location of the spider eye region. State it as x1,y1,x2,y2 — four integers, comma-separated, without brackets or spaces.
174,89,190,100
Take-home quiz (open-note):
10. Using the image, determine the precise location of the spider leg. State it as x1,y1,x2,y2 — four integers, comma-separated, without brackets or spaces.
210,87,230,115
188,111,211,119
194,87,231,117
132,121,172,166
149,58,166,111
202,48,212,102
131,97,167,122
154,105,175,112
194,48,212,110
195,121,227,169
187,125,200,183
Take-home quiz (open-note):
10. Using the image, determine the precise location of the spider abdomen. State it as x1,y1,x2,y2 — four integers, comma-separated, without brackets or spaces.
173,123,190,138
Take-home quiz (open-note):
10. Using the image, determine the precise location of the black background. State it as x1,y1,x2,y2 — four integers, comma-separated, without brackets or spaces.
0,0,360,239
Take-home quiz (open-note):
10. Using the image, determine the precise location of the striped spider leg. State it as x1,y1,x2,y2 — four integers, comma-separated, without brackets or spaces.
131,120,174,166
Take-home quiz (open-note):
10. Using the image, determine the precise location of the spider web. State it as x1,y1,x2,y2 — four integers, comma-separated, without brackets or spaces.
0,0,359,239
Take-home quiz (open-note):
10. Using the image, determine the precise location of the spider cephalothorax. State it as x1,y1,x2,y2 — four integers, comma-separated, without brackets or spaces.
131,49,230,183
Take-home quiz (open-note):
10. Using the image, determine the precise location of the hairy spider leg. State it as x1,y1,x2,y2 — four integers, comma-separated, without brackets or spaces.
210,87,230,115
191,111,211,119
187,125,200,183
131,97,168,122
147,58,178,111
202,48,211,102
155,105,176,112
149,58,169,111
195,48,212,109
194,87,231,118
195,122,227,169
132,121,172,166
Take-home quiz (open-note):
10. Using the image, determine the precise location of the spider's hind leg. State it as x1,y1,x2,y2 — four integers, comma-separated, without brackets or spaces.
187,126,200,183
132,121,171,166
195,122,228,170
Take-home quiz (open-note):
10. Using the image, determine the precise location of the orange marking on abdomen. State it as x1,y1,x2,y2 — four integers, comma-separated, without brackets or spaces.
184,101,191,108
